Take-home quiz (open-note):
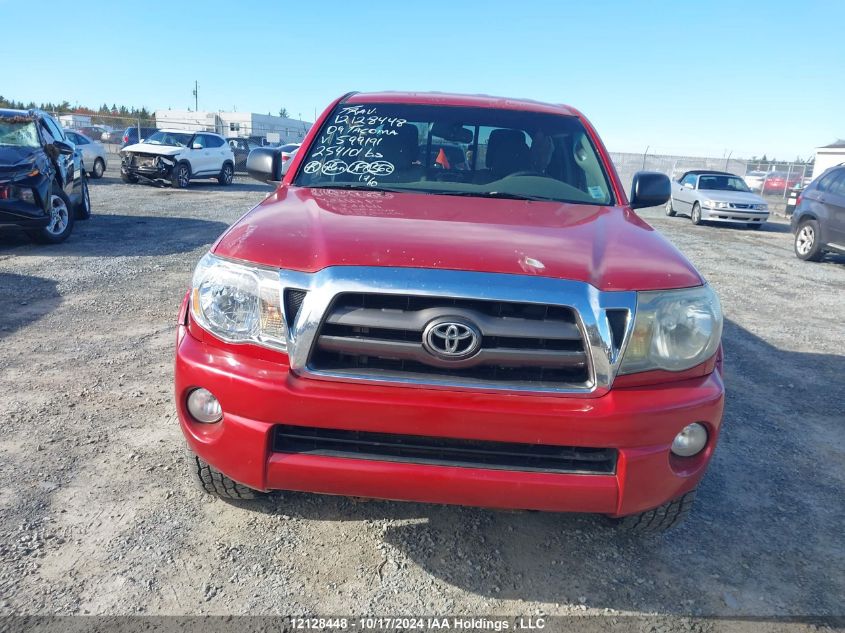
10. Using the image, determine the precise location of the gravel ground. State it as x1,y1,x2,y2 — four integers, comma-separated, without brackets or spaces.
0,167,842,628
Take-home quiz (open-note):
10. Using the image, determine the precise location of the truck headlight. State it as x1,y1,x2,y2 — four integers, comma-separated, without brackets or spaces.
619,285,722,374
190,253,286,351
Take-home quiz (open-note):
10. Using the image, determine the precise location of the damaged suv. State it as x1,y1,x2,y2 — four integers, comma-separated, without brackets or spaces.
121,130,235,188
176,92,725,532
0,109,91,243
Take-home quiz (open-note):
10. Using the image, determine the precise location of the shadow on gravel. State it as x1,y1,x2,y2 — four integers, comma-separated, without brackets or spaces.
233,319,845,615
0,273,62,339
665,214,792,234
0,214,229,257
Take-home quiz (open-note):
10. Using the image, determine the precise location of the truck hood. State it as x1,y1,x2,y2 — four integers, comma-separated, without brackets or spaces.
120,142,182,156
213,186,703,291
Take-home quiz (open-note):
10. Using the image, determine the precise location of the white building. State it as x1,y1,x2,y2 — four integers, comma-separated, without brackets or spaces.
154,109,312,144
812,140,845,179
58,114,92,129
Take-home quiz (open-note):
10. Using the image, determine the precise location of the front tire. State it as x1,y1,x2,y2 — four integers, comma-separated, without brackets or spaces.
75,176,92,220
665,199,676,217
613,490,696,533
121,172,139,184
92,158,105,179
171,163,191,189
28,185,75,244
794,219,824,261
691,202,703,225
217,162,234,186
190,452,263,500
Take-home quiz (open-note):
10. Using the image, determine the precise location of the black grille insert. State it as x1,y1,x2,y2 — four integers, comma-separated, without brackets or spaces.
272,425,617,474
284,289,308,328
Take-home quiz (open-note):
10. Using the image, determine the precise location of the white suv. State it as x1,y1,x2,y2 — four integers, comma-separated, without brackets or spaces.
120,130,235,188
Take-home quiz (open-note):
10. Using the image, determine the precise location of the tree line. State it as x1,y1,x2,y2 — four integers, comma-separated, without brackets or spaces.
0,95,155,127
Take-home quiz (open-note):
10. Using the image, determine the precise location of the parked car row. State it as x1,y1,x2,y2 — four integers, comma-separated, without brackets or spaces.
743,170,810,194
665,165,845,263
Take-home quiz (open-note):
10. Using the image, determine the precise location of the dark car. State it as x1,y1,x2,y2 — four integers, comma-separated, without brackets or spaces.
0,109,91,243
120,126,158,148
78,125,111,142
227,137,259,170
791,165,845,261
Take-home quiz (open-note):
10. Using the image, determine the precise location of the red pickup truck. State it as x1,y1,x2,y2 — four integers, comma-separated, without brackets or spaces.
175,92,724,532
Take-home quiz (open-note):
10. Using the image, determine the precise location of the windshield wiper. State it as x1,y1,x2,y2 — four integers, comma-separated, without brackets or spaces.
431,190,558,202
308,183,409,194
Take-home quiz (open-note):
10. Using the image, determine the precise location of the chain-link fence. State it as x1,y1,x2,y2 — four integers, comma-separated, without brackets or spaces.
610,151,813,204
53,111,313,172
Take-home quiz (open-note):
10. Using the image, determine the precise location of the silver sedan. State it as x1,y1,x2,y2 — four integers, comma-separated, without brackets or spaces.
64,130,109,179
666,170,769,229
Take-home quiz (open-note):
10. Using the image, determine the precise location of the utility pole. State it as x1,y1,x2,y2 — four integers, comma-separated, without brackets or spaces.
192,81,199,112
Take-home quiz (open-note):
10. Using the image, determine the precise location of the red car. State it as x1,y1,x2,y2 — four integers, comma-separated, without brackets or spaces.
762,171,801,195
176,92,725,532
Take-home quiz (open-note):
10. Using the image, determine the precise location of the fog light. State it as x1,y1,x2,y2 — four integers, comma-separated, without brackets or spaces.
186,388,222,423
671,423,708,457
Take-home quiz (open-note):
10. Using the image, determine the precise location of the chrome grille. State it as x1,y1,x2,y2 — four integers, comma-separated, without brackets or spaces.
308,293,590,389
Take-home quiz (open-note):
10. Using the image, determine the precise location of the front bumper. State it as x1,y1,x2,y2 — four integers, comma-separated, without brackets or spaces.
701,207,769,224
121,159,174,181
175,305,725,517
0,200,49,228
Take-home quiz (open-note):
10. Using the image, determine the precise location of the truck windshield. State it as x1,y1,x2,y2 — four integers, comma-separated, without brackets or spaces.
294,103,614,205
0,119,40,148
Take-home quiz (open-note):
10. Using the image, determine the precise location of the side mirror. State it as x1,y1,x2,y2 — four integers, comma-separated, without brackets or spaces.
246,147,282,184
682,182,694,189
630,171,671,209
53,140,75,155
192,143,203,150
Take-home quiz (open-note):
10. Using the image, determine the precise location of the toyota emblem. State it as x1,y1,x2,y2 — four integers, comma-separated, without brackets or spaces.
422,318,481,360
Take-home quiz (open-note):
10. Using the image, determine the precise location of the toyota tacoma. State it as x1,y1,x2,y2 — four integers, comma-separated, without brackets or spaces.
175,92,724,532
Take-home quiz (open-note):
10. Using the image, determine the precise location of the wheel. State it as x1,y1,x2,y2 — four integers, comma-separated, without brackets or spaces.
665,198,676,217
190,452,263,500
794,219,824,261
691,202,703,225
613,490,696,533
217,162,234,186
27,185,75,244
171,162,191,188
121,172,139,184
75,176,92,220
91,158,105,179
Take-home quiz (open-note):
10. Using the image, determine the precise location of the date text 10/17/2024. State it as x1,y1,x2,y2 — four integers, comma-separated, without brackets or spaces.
288,616,548,631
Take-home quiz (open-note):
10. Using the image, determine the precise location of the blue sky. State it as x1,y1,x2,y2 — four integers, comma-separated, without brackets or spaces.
2,0,842,159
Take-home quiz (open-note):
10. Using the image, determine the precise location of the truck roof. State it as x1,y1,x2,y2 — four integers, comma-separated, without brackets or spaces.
345,91,579,117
